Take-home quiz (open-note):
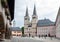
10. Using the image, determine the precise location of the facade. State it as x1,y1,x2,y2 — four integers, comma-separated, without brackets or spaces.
10,27,22,36
24,5,55,37
56,8,60,38
24,5,38,37
37,19,55,37
0,0,14,40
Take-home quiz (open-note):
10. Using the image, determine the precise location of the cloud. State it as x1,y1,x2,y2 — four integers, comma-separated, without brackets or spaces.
14,0,60,27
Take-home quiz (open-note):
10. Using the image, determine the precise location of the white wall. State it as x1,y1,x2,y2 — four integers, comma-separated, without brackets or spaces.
37,26,55,36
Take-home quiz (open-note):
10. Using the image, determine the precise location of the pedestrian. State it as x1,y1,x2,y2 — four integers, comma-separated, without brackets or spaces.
50,36,52,40
39,35,40,38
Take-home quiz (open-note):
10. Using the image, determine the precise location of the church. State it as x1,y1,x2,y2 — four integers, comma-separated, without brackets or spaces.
24,5,60,38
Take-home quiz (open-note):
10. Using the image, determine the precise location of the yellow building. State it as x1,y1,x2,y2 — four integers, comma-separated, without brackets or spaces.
10,27,22,36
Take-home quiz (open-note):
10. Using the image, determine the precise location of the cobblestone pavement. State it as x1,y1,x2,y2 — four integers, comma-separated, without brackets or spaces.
0,37,60,42
0,37,44,42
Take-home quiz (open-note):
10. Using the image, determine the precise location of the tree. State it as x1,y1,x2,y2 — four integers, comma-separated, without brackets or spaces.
21,27,24,36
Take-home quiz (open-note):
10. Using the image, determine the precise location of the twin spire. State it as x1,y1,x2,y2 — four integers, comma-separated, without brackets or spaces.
33,4,36,15
25,5,37,16
25,7,28,16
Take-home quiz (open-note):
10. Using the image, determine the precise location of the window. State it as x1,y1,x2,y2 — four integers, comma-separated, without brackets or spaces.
33,17,36,19
17,34,21,36
17,31,20,33
14,31,16,33
25,18,27,20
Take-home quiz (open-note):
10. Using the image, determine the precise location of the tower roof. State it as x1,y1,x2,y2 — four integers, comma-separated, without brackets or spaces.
33,4,36,15
25,7,29,16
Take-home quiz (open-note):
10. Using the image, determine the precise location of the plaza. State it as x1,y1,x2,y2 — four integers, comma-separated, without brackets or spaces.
1,36,60,42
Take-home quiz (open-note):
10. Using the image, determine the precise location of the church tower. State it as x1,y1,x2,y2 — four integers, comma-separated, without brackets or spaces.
31,5,38,36
24,7,30,36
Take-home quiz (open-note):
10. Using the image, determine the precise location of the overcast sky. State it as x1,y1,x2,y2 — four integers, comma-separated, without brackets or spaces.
13,0,60,27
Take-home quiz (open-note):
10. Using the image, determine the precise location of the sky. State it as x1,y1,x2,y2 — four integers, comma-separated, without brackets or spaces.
13,0,60,27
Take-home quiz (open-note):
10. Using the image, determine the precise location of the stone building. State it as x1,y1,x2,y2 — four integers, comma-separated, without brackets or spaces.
10,27,22,36
0,0,14,40
24,5,38,37
37,19,55,37
56,7,60,38
24,5,56,37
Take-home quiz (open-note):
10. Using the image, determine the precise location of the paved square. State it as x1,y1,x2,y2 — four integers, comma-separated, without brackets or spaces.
0,37,60,42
